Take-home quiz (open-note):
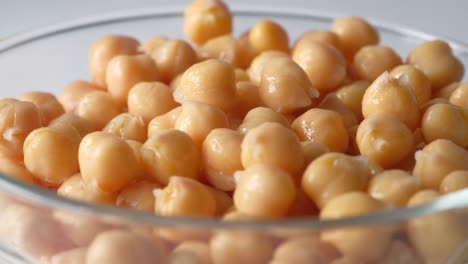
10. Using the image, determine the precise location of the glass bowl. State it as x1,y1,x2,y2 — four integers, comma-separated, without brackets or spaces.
0,5,468,264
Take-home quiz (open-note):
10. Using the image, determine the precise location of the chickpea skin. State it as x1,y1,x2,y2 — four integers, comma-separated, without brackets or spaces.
147,106,181,138
335,80,370,121
390,65,432,106
116,180,161,212
352,45,402,82
20,91,65,125
237,107,289,134
229,81,263,118
368,170,420,207
49,112,94,139
301,141,329,169
247,51,289,85
318,93,358,129
293,30,341,51
0,152,34,183
435,82,460,99
57,173,116,204
440,170,468,193
248,20,289,54
140,36,168,54
103,113,147,143
449,83,468,109
75,91,121,130
271,236,340,264
59,81,102,112
200,35,250,68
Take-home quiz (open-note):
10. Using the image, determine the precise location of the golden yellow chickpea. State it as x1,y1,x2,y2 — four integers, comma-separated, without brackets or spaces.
59,81,102,113
247,50,289,85
390,65,432,106
170,74,183,92
407,40,464,89
292,42,347,92
140,36,168,54
0,98,18,108
228,81,263,119
124,139,145,178
20,91,65,125
379,240,423,264
302,153,382,208
79,131,140,192
434,82,460,99
75,91,121,130
301,141,329,169
103,113,147,143
237,107,289,134
331,16,379,60
440,170,468,194
449,83,468,109
293,30,341,51
88,35,140,87
199,35,250,68
362,72,420,129
147,106,181,138
320,192,393,263
368,170,420,207
413,139,468,189
49,112,94,139
57,173,116,204
352,45,402,82
286,188,319,217
141,129,200,185
292,108,349,153
234,68,249,82
335,80,370,121
116,180,161,212
271,236,340,264
318,93,358,129
170,241,212,264
329,256,361,264
49,247,87,264
0,152,34,183
207,185,233,216
174,59,237,111
248,20,289,54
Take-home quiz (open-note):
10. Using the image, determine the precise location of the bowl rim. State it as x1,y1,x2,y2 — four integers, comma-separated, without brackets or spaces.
1,5,468,230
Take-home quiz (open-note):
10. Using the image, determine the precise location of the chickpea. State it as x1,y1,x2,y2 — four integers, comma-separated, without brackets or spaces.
150,39,198,83
352,45,402,81
59,81,102,112
141,36,168,54
103,113,147,143
379,240,423,264
421,103,468,147
147,106,181,137
302,153,381,208
86,230,166,264
0,98,18,107
49,247,87,264
335,80,370,121
414,139,468,189
234,68,249,82
249,20,289,54
247,51,289,85
440,170,468,193
229,81,263,118
207,186,233,216
49,113,94,139
200,35,250,68
0,152,34,183
318,93,358,129
271,236,340,264
170,241,212,264
125,139,145,177
301,141,329,169
449,83,468,109
20,91,65,125
362,72,420,129
116,180,161,212
368,170,420,207
292,42,347,92
293,30,341,51
173,59,237,111
57,174,116,204
320,192,393,263
141,129,200,185
237,107,289,134
88,35,140,87
175,101,229,147
292,108,349,153
286,188,319,217
407,40,464,89
79,131,140,192
75,91,121,130
390,65,432,106
331,16,379,60
170,73,183,92
330,256,361,264
127,82,178,123
434,82,460,99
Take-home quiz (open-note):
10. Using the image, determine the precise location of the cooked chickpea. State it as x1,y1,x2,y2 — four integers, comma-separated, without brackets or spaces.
292,108,349,152
449,83,468,109
331,16,379,60
229,81,263,118
125,139,145,176
407,40,464,89
302,153,381,208
330,256,361,264
368,170,420,207
57,173,116,204
170,241,212,264
234,68,249,82
150,39,198,83
20,91,65,125
390,65,432,106
0,98,18,107
0,152,34,183
175,101,229,147
147,106,181,137
75,91,121,130
413,139,468,189
207,186,233,216
352,45,402,81
301,141,329,169
434,82,460,99
174,59,237,111
318,93,358,129
320,192,393,263
59,81,101,112
292,42,347,92
247,50,289,85
379,240,423,264
79,131,140,192
200,35,250,68
141,36,168,54
362,72,420,129
116,180,161,212
88,35,140,87
237,107,289,134
49,247,87,264
271,236,339,264
294,30,341,51
49,112,94,139
286,188,319,217
335,80,370,121
440,170,468,193
103,113,147,143
141,129,200,185
249,20,289,54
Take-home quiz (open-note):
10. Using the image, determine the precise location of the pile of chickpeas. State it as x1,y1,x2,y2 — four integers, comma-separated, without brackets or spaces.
0,0,467,263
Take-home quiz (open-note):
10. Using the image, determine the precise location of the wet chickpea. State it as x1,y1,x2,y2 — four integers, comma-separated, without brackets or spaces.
302,153,381,208
125,139,145,176
75,91,121,130
301,141,329,169
330,257,361,264
174,59,237,111
352,45,402,82
147,106,181,137
229,81,263,118
241,122,304,175
170,74,183,91
207,186,233,216
141,129,200,185
271,236,340,264
390,65,432,106
320,192,393,263
379,240,423,264
292,108,349,153
170,241,212,264
200,35,250,68
0,152,34,183
407,40,464,89
49,113,94,139
440,170,468,193
249,20,289,54
57,173,116,204
103,113,147,143
88,35,140,87
234,68,249,82
141,36,168,54
247,50,289,85
20,91,65,125
368,170,420,207
292,42,347,92
318,93,358,129
59,81,101,112
116,180,161,212
331,16,379,60
413,139,468,189
237,107,289,134
435,82,460,99
335,80,370,121
49,247,87,264
294,30,341,51
449,83,468,109
362,72,420,129
0,98,18,108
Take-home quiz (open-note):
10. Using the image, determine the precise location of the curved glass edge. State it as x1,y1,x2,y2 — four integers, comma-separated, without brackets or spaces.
0,6,467,229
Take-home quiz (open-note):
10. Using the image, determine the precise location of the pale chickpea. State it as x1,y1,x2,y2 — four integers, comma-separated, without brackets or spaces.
293,30,341,51
286,188,319,217
202,128,242,191
49,247,87,264
49,113,94,139
59,81,102,112
301,141,329,169
103,113,147,143
141,36,168,54
292,108,349,153
147,106,181,137
207,186,233,216
184,0,232,44
199,35,250,68
229,81,263,118
352,45,402,82
170,74,183,92
154,176,216,217
249,20,289,54
302,153,382,208
116,180,161,212
75,91,121,130
247,50,289,85
440,170,468,193
0,98,18,107
125,139,145,177
434,82,460,99
79,131,140,192
330,256,361,264
237,107,289,134
241,122,303,175
170,241,212,264
271,236,340,264
174,101,229,147
331,16,379,60
390,65,432,106
292,42,347,92
150,39,198,83
413,139,468,189
20,91,65,125
174,59,237,111
421,102,468,147
141,129,200,185
449,83,468,109
335,80,370,121
0,152,34,183
88,35,140,87
318,93,358,129
127,82,179,123
362,72,420,129
320,192,393,263
234,68,249,82
407,40,464,89
368,170,420,207
57,174,116,205
379,240,423,264
106,54,160,106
